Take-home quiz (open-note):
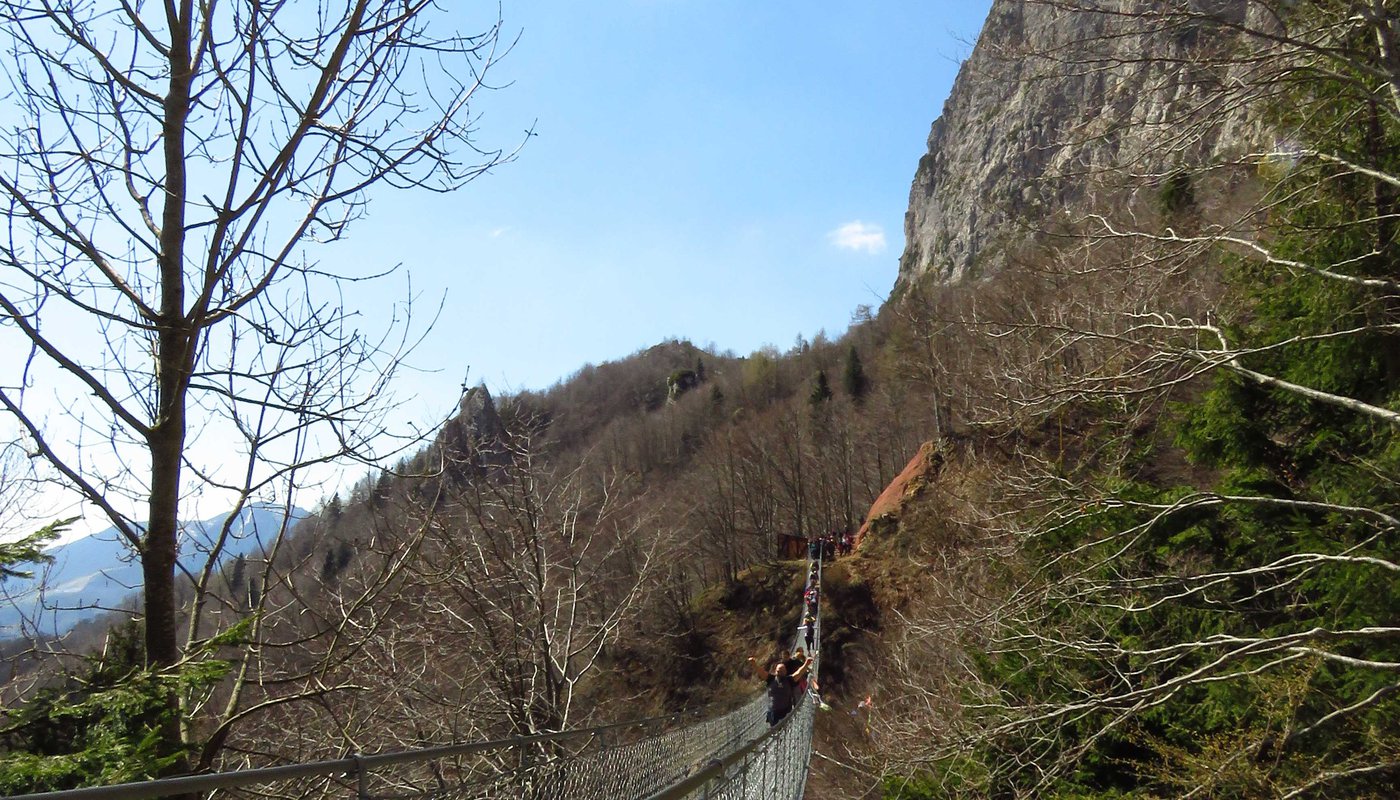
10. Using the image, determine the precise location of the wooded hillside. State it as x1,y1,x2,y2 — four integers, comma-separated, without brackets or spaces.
3,3,1397,799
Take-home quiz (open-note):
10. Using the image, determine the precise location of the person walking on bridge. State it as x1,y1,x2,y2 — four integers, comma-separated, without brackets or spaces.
748,654,809,725
788,647,812,693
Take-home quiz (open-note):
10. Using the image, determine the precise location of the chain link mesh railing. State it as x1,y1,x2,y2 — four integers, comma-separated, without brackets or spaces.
295,556,823,800
421,693,771,800
199,694,770,800
642,555,823,800
639,693,816,800
12,557,824,800
635,555,822,800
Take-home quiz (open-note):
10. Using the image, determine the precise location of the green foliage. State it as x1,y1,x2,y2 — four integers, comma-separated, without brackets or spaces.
741,349,780,402
880,773,946,799
224,553,248,600
0,518,73,582
1156,169,1195,216
319,540,354,586
947,29,1400,790
809,369,833,406
843,344,870,403
326,492,343,522
0,621,229,792
1160,275,1400,793
199,614,256,650
667,368,700,401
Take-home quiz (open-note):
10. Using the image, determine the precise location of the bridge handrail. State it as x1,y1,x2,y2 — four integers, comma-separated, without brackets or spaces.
4,704,722,800
638,693,810,800
7,556,827,800
639,554,824,800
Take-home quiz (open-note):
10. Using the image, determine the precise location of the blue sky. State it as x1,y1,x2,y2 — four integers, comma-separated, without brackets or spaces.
2,1,996,542
338,1,994,414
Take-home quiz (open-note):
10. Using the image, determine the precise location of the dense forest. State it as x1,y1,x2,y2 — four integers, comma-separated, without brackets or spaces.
2,1,1398,799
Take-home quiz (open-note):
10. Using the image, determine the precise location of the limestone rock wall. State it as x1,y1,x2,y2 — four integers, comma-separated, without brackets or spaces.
896,0,1264,291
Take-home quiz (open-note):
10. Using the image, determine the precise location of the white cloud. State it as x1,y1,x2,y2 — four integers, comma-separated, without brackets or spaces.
827,221,887,255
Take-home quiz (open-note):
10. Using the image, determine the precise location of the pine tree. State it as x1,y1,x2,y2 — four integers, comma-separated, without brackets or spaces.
225,554,247,600
0,519,65,582
326,493,343,523
809,369,833,406
320,549,339,586
0,621,223,792
842,345,869,404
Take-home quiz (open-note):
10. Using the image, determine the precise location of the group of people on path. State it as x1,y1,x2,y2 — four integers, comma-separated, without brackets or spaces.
748,559,824,726
807,529,854,562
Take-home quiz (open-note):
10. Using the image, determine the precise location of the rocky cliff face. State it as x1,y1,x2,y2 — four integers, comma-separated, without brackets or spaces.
436,384,507,472
896,0,1264,291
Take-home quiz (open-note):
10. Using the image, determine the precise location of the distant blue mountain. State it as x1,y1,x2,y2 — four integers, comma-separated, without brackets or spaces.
0,504,307,638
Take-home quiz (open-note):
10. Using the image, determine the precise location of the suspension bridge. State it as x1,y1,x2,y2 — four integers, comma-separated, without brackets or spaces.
11,560,827,800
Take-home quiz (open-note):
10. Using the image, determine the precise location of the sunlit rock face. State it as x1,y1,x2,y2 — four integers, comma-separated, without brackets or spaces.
896,0,1263,292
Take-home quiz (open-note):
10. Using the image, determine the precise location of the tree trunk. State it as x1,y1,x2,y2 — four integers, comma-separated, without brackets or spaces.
148,0,193,772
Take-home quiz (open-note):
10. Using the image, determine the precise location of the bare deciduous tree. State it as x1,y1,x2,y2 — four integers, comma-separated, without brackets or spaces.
0,0,517,770
396,423,664,740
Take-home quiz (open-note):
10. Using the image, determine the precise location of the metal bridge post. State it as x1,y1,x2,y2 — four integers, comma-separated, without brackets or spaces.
349,753,367,800
700,758,717,800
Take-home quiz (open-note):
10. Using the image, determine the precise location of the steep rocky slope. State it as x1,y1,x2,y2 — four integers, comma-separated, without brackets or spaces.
867,1,1400,796
896,0,1263,289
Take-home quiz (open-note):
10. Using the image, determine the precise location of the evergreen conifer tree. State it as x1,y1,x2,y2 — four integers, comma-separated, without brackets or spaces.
842,345,869,404
809,369,833,406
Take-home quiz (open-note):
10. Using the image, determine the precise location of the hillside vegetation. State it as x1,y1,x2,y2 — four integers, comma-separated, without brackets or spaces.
847,3,1400,798
2,2,1397,799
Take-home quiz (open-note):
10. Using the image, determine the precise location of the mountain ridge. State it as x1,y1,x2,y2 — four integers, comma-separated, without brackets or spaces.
0,503,306,638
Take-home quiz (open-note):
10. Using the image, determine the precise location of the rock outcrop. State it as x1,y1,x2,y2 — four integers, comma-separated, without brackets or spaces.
437,384,507,474
854,441,941,550
457,385,504,446
896,0,1263,291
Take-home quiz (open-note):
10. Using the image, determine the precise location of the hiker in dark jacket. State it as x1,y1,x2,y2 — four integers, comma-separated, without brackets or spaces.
748,654,809,725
